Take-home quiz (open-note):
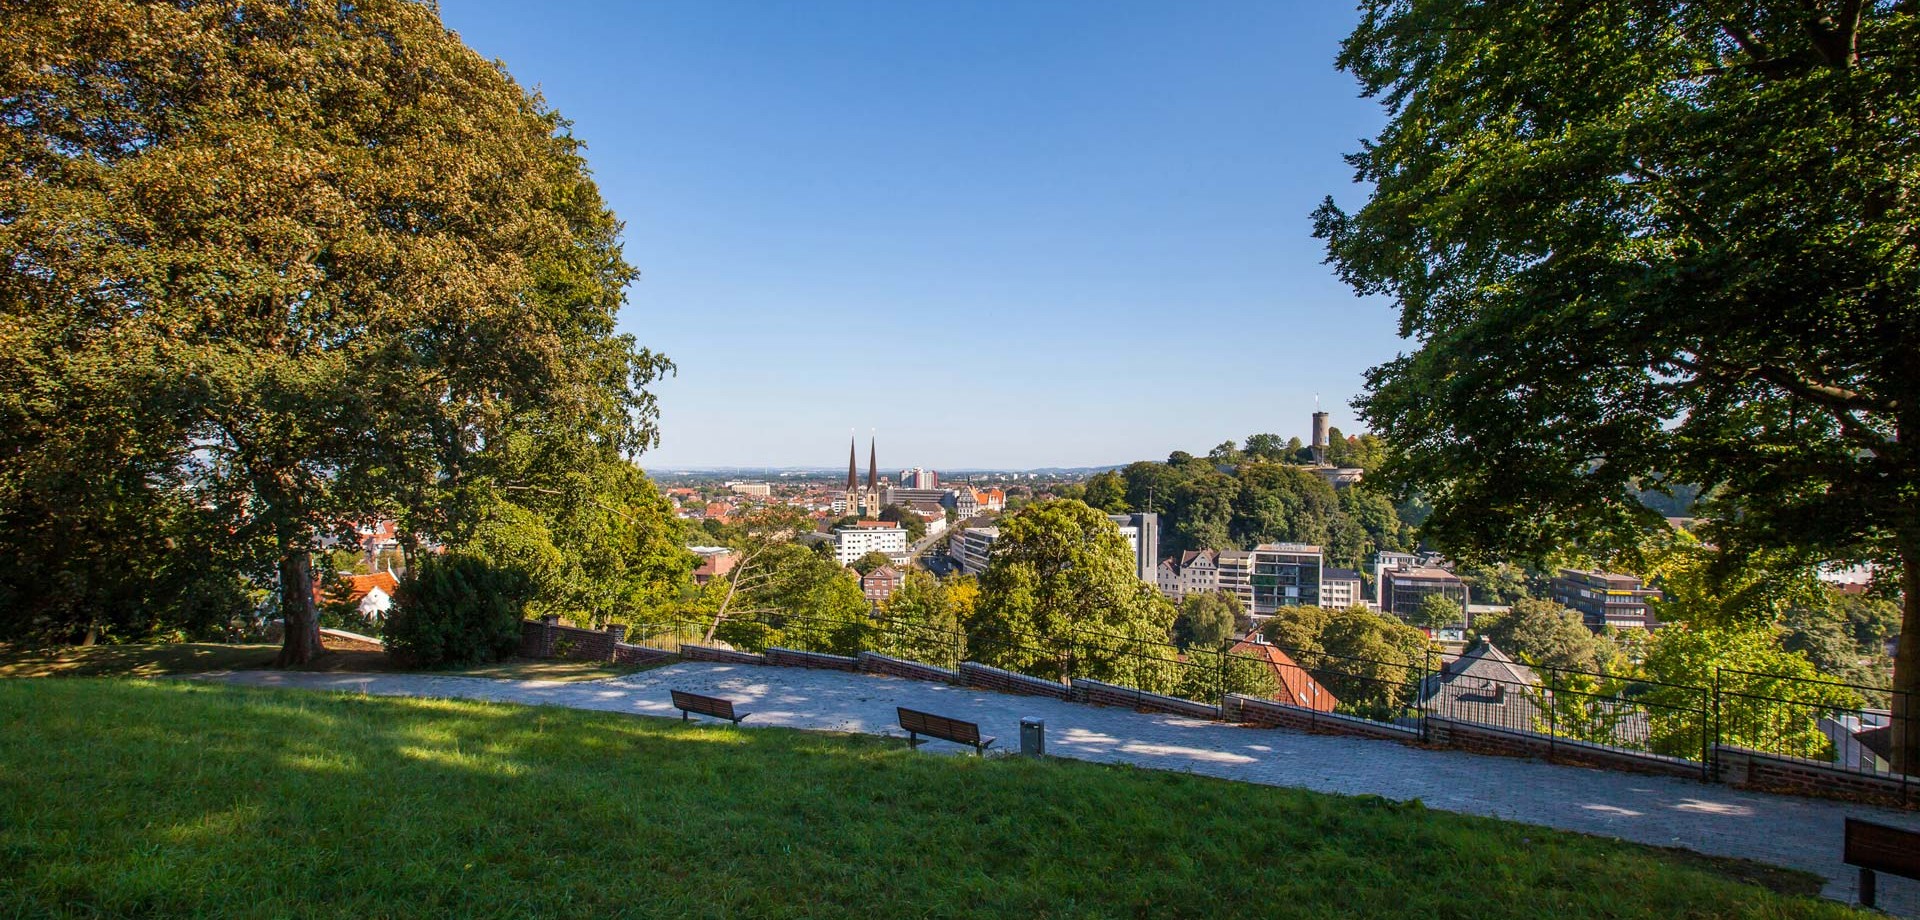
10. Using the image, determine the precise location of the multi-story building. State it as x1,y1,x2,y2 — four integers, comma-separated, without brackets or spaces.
1218,550,1254,610
1156,558,1182,598
1320,567,1363,609
689,546,738,586
884,486,952,508
1109,513,1159,584
834,520,908,567
1551,569,1662,630
1370,551,1420,602
861,565,905,605
898,468,939,490
948,526,999,575
1381,566,1470,636
1159,549,1223,600
953,490,980,519
726,481,771,498
1250,543,1322,616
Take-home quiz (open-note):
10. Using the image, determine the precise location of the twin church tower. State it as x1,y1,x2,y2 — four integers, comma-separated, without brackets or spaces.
846,435,881,519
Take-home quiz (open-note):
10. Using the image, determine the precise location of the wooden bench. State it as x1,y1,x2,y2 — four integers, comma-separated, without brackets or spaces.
671,690,749,725
1844,817,1920,909
897,707,994,756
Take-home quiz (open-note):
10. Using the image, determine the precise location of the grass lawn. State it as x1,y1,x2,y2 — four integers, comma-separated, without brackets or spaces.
0,680,1859,919
0,642,657,682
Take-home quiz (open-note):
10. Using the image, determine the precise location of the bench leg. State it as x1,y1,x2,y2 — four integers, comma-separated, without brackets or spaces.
907,731,922,749
682,710,689,721
1860,868,1876,909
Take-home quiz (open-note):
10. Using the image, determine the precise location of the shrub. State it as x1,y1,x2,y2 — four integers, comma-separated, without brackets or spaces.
384,555,532,668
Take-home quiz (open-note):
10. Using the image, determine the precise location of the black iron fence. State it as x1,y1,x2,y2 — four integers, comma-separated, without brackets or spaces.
628,609,1912,788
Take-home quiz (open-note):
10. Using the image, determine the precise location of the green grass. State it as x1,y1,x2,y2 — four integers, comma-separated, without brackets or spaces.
0,680,1858,919
0,642,658,682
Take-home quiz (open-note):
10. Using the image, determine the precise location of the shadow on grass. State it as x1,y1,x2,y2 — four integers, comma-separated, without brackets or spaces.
0,641,664,684
0,678,1855,920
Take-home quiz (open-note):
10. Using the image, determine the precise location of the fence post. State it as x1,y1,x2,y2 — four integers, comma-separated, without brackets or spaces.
1419,647,1432,743
1217,644,1227,706
1548,667,1558,764
1710,667,1722,779
1700,683,1712,783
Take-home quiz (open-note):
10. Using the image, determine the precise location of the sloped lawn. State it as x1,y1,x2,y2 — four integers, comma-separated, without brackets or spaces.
0,679,1859,919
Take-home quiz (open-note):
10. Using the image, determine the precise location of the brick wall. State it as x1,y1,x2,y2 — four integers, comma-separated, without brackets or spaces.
1072,678,1220,720
611,643,679,666
518,617,626,662
1716,746,1916,809
957,662,1070,699
1225,694,1420,743
1424,717,1703,779
765,647,860,672
858,652,957,683
680,644,767,666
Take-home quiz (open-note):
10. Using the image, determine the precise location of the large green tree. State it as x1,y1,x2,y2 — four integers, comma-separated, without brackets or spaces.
1316,2,1920,768
1,0,671,664
969,499,1178,683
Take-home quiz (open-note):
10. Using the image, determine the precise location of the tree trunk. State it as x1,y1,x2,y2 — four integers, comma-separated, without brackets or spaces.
275,548,323,667
1893,527,1919,776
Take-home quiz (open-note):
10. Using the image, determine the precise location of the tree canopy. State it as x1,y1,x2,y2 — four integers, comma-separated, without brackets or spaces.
1,0,674,662
1173,590,1247,650
1108,454,1414,566
968,499,1177,683
1316,0,1920,768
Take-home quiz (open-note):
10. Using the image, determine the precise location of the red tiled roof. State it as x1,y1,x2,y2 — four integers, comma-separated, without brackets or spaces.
344,572,398,602
1229,640,1339,712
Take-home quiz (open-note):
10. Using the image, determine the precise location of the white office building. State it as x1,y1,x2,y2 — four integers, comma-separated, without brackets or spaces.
835,522,909,567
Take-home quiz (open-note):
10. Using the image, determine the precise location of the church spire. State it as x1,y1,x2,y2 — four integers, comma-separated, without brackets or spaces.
868,434,877,492
846,433,858,491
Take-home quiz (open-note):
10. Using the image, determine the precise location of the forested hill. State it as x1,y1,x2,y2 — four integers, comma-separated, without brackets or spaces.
1062,431,1415,569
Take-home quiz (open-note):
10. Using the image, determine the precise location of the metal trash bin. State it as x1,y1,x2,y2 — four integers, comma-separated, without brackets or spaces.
1020,717,1045,756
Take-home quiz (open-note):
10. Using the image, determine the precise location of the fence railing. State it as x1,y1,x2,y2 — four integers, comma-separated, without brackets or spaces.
626,609,1912,792
1712,667,1911,797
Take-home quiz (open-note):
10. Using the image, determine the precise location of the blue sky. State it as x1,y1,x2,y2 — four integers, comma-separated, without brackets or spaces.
440,1,1398,470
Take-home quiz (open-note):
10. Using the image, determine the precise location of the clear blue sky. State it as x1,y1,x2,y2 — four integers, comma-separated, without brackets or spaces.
440,1,1398,470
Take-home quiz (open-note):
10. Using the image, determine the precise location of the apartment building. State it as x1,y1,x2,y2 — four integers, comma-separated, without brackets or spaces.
834,520,909,567
1320,567,1364,609
948,526,999,575
1380,565,1470,638
1250,543,1322,616
1550,569,1662,630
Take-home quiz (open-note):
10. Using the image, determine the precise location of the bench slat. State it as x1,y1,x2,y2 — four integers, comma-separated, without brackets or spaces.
1845,818,1920,880
672,690,747,724
897,707,993,754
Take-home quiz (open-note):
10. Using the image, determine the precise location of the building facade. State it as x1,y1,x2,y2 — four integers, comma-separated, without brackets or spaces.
948,526,998,575
1249,543,1322,616
861,565,905,604
1550,569,1662,630
834,521,909,566
1381,565,1470,638
1109,512,1159,585
884,486,952,508
1217,550,1254,610
1320,567,1363,609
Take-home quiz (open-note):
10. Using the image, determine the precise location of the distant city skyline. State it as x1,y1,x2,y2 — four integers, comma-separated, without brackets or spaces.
440,1,1396,468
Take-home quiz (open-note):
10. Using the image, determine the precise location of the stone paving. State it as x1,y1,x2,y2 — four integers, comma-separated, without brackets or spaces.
202,662,1920,915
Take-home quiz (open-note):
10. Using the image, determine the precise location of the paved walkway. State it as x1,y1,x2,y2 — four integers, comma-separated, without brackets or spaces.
203,662,1920,915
